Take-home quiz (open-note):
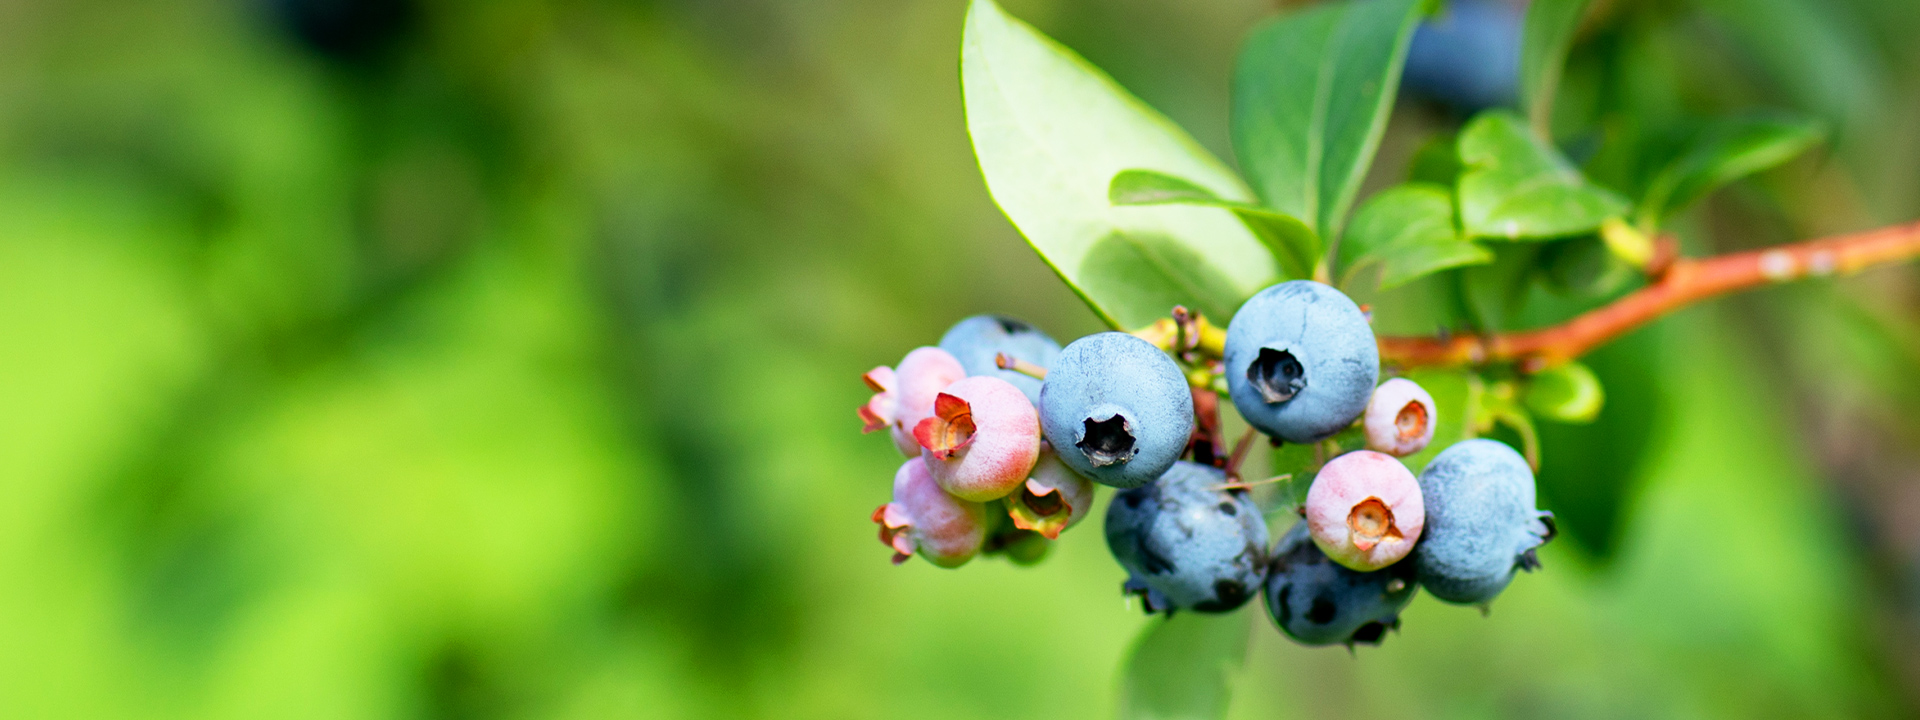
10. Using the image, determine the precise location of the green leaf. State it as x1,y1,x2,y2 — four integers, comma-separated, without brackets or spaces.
1457,110,1630,241
1518,0,1593,134
1117,610,1251,720
1525,361,1606,423
1637,115,1825,227
1337,183,1492,291
963,0,1279,330
1111,169,1322,280
1231,0,1426,244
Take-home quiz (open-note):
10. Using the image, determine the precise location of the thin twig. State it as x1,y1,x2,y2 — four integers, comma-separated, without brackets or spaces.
1376,220,1920,370
1223,427,1257,481
994,352,1049,379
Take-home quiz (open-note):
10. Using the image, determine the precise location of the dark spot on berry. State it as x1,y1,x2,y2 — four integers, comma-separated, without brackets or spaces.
1307,593,1338,624
1249,348,1307,403
1079,414,1138,466
1217,501,1238,516
1274,585,1293,625
1349,621,1387,645
1192,579,1250,612
992,316,1034,335
1123,491,1144,509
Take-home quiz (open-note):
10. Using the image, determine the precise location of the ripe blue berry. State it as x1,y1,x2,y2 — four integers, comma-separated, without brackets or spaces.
1040,332,1194,489
1403,0,1523,113
1105,462,1268,614
1411,439,1556,605
939,315,1062,405
1263,522,1417,647
1224,281,1380,443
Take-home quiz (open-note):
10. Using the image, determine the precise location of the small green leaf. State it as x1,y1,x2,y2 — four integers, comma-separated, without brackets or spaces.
1231,0,1426,243
1518,0,1593,134
1111,169,1321,280
963,0,1278,329
1117,610,1251,720
1525,361,1606,423
1407,132,1463,187
1338,183,1492,291
1457,110,1629,241
1638,115,1826,227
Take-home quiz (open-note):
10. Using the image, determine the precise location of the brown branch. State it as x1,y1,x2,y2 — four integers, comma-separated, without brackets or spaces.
1377,220,1920,371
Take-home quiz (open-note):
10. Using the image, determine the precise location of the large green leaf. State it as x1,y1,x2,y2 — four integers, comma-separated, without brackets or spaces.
1337,183,1492,291
1117,610,1251,720
963,0,1278,329
1637,115,1825,227
1457,110,1629,240
1110,169,1321,281
1231,0,1426,245
1517,0,1593,134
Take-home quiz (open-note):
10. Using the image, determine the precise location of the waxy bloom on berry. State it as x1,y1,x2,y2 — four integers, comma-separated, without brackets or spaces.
1306,450,1425,572
1363,378,1437,457
860,346,968,458
874,458,988,568
1004,449,1093,539
915,376,1042,502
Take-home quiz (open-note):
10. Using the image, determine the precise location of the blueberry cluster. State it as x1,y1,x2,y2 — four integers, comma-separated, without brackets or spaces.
858,282,1554,648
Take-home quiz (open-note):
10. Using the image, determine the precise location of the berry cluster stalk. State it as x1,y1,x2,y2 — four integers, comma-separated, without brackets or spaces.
1376,220,1920,370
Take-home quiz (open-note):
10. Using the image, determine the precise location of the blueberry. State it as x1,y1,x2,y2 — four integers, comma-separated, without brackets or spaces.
1304,450,1425,571
1224,281,1380,443
939,315,1062,405
1040,332,1194,489
1262,522,1418,647
1003,448,1094,539
916,376,1043,502
1363,378,1438,457
874,458,989,568
861,347,969,458
1411,439,1556,605
1402,0,1523,113
1105,462,1268,614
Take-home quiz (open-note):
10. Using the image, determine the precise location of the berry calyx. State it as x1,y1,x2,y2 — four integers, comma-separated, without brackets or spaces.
1004,449,1093,539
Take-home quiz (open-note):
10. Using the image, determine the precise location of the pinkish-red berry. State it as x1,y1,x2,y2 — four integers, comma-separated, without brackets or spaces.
874,458,988,568
915,376,1042,502
1305,450,1425,571
860,347,967,457
1004,449,1094,539
1363,378,1437,457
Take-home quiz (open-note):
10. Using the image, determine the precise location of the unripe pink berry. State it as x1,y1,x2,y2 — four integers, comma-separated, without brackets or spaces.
915,376,1042,502
1363,378,1436,457
873,458,988,568
1004,449,1094,539
860,347,967,458
1306,450,1425,571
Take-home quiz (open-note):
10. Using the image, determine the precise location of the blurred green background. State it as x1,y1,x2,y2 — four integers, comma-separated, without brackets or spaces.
3,0,1919,717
